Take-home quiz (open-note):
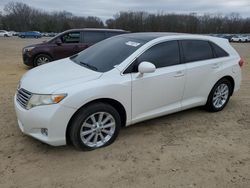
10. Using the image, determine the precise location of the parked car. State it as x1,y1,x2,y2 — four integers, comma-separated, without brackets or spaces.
18,31,42,39
220,34,234,41
231,35,249,42
9,31,18,36
0,30,11,37
22,28,129,67
48,32,57,37
15,33,243,150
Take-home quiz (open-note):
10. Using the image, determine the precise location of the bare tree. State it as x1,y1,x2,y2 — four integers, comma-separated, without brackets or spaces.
1,2,250,33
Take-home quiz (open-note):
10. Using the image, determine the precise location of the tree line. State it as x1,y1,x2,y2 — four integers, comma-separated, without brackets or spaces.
0,2,250,34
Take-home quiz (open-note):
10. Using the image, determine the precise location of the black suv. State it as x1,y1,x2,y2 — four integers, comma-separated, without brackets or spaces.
22,28,129,66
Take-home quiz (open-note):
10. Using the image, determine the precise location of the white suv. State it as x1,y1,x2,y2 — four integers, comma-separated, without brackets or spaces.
15,33,243,150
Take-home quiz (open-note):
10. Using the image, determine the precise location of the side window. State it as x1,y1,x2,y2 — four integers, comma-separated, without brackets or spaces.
210,42,229,58
84,32,106,44
137,41,180,69
61,32,80,43
181,40,213,63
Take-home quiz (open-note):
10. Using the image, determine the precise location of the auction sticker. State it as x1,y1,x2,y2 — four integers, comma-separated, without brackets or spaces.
126,41,141,47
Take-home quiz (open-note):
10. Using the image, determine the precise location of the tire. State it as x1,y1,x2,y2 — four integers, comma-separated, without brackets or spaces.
34,54,52,66
4,34,8,37
205,78,232,112
69,102,121,151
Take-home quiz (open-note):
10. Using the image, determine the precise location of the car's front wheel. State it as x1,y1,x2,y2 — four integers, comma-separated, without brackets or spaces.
206,79,232,112
69,102,121,150
34,54,52,66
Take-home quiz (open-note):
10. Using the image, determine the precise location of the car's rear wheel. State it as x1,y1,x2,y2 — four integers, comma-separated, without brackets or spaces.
206,79,232,112
69,103,121,150
34,54,52,66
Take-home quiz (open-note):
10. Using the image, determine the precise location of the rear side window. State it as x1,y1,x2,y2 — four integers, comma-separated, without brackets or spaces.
137,41,180,69
210,42,229,58
61,32,80,43
106,32,124,38
84,31,106,44
181,40,213,63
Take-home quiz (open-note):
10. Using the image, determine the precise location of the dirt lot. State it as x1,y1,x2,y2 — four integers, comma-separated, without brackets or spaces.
0,37,249,188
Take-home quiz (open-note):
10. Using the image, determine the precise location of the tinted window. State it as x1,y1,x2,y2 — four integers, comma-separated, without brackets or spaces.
138,41,180,68
84,31,106,44
61,32,80,43
106,32,125,38
71,36,145,72
210,42,229,58
182,40,213,62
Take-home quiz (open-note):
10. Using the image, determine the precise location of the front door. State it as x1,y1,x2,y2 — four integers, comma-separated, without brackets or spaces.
130,41,186,123
53,31,82,60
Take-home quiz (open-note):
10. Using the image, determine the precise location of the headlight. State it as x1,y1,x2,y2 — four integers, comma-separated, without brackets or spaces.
23,46,35,52
27,94,67,109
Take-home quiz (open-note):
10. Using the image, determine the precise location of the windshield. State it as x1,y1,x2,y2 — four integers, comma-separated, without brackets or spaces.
70,36,145,72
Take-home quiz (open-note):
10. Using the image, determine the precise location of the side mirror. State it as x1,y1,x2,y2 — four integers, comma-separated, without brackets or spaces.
55,38,62,45
138,61,156,74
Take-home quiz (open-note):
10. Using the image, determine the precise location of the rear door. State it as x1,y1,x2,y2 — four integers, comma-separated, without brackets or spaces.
180,40,223,109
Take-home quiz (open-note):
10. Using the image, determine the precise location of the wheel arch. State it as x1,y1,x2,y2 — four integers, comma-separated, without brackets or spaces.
221,75,235,96
207,75,235,102
66,98,127,144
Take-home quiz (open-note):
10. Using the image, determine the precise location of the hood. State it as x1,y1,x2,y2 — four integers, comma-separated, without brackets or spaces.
20,58,102,93
23,42,47,49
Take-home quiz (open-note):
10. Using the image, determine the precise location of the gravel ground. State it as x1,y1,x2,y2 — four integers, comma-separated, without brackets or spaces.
0,37,249,188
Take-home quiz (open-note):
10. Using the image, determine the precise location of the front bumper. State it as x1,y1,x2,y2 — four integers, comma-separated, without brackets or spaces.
22,52,34,66
14,95,76,146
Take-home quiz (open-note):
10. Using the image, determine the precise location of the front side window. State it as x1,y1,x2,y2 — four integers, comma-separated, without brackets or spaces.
84,31,106,44
125,41,180,73
61,32,80,43
181,40,213,63
138,41,180,68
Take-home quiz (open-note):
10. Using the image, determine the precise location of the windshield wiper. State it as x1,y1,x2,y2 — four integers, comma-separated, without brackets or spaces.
80,61,98,71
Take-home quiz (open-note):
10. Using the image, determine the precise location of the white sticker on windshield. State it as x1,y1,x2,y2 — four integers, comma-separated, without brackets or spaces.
126,41,141,47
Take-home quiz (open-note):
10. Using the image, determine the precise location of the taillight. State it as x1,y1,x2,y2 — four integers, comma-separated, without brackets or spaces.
239,58,244,68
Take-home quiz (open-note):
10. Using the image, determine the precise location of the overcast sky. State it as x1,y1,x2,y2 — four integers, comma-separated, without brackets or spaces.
1,0,250,20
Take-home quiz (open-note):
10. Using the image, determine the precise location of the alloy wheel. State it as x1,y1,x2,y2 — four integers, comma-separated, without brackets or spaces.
37,56,50,65
212,83,229,109
80,112,116,148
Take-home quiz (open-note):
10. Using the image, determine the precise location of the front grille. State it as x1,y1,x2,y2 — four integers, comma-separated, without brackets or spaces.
16,88,32,109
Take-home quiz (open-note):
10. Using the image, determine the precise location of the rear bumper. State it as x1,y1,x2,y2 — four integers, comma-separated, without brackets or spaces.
14,95,76,146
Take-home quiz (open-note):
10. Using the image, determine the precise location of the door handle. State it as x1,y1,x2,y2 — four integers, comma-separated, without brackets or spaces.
174,71,184,77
